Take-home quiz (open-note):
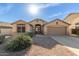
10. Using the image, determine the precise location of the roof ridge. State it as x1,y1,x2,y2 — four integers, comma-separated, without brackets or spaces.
30,18,47,23
45,18,70,26
64,13,79,21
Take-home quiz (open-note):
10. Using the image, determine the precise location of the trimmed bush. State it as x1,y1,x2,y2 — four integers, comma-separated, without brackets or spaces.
25,31,34,37
5,34,32,52
0,35,5,44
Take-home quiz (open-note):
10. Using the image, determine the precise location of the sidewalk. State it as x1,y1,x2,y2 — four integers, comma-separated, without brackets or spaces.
52,36,79,56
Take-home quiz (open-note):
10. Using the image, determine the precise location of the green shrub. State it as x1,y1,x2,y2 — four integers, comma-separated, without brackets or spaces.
5,34,32,52
0,35,5,44
25,31,34,37
76,31,79,35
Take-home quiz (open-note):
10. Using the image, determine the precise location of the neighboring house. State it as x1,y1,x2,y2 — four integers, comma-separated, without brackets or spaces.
64,13,79,36
0,13,79,36
0,22,12,35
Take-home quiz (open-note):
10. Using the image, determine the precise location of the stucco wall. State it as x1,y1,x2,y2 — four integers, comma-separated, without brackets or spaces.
12,20,31,34
30,19,47,28
44,20,69,35
64,13,79,36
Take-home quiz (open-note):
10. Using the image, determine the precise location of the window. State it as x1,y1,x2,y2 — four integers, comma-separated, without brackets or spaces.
17,24,25,33
72,23,79,34
75,23,79,29
72,29,77,34
75,25,79,29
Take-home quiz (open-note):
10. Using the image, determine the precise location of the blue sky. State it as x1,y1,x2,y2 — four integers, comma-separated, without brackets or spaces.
0,3,79,23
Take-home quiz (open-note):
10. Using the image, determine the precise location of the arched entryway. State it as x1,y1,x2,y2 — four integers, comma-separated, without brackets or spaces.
35,24,42,34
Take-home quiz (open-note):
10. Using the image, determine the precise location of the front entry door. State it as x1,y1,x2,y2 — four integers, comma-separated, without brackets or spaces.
35,24,41,34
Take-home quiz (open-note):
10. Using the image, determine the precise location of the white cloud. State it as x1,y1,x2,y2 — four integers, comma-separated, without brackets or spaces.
38,3,60,9
26,3,61,16
49,13,62,18
27,3,60,9
49,9,79,19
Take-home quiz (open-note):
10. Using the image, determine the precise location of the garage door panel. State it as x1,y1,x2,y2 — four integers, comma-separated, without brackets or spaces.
47,27,66,35
1,28,12,35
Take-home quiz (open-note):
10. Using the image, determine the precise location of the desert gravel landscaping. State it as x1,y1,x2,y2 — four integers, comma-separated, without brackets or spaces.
27,44,76,56
0,35,77,56
0,36,28,56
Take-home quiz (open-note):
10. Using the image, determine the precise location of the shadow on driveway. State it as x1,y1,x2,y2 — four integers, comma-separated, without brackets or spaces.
32,35,60,49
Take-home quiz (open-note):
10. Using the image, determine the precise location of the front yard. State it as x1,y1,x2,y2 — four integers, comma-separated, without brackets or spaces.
0,33,32,56
27,35,76,56
0,34,77,56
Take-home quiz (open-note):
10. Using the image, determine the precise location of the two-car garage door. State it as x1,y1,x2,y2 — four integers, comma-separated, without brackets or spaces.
47,27,66,35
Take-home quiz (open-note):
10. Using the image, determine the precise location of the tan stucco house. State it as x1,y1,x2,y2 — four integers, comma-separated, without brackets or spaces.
44,19,70,35
64,13,79,36
0,13,79,36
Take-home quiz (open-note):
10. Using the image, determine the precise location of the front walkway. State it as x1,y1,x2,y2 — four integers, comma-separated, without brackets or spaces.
27,35,76,56
52,36,79,56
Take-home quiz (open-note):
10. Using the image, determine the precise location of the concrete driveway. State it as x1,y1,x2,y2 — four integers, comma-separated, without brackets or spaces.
32,35,59,49
52,36,79,55
27,35,76,56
